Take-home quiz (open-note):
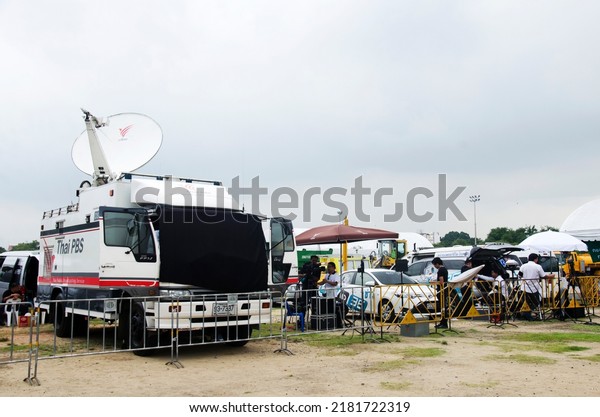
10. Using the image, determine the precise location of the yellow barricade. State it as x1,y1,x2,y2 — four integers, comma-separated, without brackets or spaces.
369,275,600,332
370,283,440,327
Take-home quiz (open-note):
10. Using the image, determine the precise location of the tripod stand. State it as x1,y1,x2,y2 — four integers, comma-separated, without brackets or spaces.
561,257,596,324
563,276,594,323
342,259,378,339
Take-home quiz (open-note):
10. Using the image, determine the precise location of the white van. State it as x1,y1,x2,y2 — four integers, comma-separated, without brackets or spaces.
405,246,474,265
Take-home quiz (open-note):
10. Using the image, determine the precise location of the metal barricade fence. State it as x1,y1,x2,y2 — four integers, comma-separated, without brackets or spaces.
0,287,375,374
370,282,440,328
167,291,282,365
280,285,372,331
1,300,34,364
538,275,600,319
369,275,600,330
581,276,600,308
2,291,286,383
275,284,380,354
369,280,513,330
4,277,598,383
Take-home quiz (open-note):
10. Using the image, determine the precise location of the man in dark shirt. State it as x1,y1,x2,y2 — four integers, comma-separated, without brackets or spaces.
298,256,322,311
1,282,26,325
461,259,472,273
431,257,449,329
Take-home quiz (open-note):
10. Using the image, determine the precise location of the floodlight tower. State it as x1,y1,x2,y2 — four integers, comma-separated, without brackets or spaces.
469,195,480,245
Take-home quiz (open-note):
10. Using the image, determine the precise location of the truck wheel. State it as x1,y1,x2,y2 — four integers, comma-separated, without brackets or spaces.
227,326,252,347
72,315,87,337
130,302,147,348
119,301,158,356
52,293,72,338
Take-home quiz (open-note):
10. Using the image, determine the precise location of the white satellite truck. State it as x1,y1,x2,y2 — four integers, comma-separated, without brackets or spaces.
37,110,294,351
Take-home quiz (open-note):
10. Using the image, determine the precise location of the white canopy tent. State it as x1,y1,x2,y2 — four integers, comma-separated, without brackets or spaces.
560,199,600,241
519,231,588,252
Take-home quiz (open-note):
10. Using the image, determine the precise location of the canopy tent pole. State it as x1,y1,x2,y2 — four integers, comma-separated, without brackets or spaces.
341,217,349,273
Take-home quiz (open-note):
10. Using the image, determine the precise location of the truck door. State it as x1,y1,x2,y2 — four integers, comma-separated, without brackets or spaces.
270,218,295,285
99,208,160,286
0,256,17,295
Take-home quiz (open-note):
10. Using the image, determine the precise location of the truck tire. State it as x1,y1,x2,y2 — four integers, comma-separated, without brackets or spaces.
52,293,72,338
226,326,252,347
72,314,87,337
119,301,157,356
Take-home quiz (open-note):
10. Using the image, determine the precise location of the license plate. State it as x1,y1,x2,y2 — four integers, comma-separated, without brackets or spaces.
213,303,237,315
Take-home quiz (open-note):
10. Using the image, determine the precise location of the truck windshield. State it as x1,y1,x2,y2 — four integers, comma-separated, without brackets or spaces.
104,211,156,261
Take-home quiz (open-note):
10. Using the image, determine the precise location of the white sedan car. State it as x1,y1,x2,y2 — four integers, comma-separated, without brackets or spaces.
339,269,437,323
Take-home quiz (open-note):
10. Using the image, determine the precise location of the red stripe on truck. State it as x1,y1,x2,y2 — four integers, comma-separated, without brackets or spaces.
38,275,158,287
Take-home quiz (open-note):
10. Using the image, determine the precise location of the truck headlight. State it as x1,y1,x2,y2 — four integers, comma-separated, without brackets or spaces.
160,289,192,298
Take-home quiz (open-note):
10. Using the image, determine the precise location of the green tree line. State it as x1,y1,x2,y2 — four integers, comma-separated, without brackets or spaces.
0,240,40,253
434,225,558,247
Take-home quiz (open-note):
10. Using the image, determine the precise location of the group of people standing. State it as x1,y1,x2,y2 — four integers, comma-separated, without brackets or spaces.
429,252,556,328
294,252,557,329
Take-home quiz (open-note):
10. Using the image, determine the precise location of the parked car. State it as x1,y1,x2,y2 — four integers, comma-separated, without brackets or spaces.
405,258,465,283
514,250,560,275
406,245,523,281
0,251,39,302
469,245,523,276
404,246,473,264
339,269,437,322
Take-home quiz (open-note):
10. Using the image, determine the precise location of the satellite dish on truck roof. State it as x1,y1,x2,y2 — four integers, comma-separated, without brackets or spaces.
71,112,163,177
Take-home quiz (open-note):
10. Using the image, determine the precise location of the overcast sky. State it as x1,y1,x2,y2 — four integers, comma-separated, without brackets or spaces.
1,1,599,248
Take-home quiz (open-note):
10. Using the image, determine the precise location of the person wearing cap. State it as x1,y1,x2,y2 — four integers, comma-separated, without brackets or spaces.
430,257,449,329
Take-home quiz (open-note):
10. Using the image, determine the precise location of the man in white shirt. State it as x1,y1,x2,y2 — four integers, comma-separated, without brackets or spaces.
320,262,340,298
476,269,509,322
519,253,555,320
477,269,509,300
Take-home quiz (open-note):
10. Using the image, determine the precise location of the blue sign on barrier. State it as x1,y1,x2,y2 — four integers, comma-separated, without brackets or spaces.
347,294,368,312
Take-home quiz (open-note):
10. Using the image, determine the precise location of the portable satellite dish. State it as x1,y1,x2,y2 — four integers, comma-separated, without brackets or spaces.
72,110,162,184
447,264,485,287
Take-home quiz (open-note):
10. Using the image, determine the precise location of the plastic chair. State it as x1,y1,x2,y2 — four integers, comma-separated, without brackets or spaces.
285,301,305,332
3,301,18,326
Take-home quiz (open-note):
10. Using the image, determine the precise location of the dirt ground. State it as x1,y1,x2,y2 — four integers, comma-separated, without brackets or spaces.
1,317,600,397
